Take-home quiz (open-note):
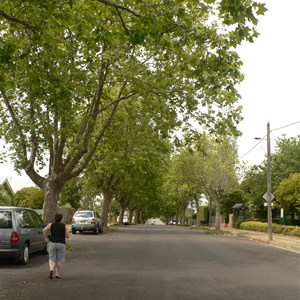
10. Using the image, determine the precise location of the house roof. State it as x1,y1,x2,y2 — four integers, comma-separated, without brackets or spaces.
0,177,14,195
232,203,244,209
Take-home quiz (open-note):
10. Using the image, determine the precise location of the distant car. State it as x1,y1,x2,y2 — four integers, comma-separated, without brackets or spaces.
71,210,103,234
0,206,48,265
117,216,129,225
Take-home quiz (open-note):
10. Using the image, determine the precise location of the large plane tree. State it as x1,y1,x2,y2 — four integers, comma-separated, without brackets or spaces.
0,0,266,222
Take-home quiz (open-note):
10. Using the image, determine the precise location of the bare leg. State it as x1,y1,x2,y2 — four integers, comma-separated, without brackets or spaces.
55,262,62,277
49,260,56,271
49,260,56,279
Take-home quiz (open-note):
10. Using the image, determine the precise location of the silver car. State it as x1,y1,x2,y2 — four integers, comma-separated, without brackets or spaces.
71,210,103,234
0,206,48,265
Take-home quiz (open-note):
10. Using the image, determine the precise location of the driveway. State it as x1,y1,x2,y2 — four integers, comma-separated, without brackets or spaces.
0,225,299,300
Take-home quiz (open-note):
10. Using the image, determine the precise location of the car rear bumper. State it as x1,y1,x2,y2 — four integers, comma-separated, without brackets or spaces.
71,224,97,231
0,248,21,258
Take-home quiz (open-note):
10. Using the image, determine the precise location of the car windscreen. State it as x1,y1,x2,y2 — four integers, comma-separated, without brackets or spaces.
0,210,13,229
75,212,93,218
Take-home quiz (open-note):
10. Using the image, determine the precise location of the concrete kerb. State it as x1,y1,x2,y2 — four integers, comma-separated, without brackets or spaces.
223,228,300,255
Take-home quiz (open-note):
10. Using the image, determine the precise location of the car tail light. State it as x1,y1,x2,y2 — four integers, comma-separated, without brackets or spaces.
72,218,75,224
91,218,96,224
11,231,19,244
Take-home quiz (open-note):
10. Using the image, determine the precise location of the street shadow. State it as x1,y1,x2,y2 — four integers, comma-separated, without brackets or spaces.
0,252,47,269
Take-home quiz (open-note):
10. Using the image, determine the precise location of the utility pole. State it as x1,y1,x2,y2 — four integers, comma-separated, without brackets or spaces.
266,122,273,241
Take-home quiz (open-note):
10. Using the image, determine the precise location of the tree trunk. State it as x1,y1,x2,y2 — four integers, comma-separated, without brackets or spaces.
118,206,125,225
195,199,200,227
209,195,213,228
128,208,135,224
42,180,61,224
134,210,140,224
134,210,142,224
215,196,221,230
182,209,186,225
101,189,114,231
140,211,145,224
134,209,140,225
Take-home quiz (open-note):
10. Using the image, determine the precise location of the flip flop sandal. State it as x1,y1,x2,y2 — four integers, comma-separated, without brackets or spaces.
49,270,54,280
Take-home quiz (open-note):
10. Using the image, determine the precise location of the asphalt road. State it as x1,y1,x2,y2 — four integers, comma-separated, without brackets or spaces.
0,225,299,300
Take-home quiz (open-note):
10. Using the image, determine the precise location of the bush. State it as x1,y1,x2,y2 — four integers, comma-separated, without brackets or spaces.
239,221,300,237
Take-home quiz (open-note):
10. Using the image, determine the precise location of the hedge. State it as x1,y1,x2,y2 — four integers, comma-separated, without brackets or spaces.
239,221,300,237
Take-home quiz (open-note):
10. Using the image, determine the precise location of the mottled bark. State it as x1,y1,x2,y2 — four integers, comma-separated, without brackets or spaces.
101,189,114,231
195,199,200,227
118,206,126,225
208,194,213,228
133,210,138,224
128,208,134,224
215,196,221,230
42,180,63,223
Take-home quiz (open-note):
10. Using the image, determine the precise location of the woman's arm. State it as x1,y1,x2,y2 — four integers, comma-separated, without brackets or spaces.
65,225,70,239
43,223,52,242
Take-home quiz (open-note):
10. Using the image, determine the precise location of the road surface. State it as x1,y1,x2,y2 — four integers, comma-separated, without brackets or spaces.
0,225,299,300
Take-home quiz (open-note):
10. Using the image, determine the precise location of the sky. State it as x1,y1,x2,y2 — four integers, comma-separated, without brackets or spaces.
1,0,300,192
236,0,300,166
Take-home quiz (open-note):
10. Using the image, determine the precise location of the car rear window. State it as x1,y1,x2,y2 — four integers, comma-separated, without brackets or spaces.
75,211,93,218
0,210,13,229
16,209,44,228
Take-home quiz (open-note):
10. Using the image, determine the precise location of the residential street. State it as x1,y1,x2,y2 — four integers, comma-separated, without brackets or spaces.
0,225,299,300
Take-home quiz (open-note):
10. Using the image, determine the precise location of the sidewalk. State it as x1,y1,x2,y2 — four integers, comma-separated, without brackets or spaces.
223,228,300,254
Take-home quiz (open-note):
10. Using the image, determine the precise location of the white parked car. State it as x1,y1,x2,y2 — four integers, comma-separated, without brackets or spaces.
71,210,103,234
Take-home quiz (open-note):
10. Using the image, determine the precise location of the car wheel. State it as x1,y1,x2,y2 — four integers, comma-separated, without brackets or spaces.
72,229,77,234
17,243,29,265
94,227,99,234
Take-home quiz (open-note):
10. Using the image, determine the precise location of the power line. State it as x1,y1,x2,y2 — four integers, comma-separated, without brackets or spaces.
239,120,300,161
271,120,300,133
239,135,266,160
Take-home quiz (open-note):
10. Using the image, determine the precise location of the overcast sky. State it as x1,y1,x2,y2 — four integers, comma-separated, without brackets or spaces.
236,0,300,166
1,0,300,192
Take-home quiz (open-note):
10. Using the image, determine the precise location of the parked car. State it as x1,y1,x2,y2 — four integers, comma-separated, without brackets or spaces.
71,210,103,234
0,206,48,265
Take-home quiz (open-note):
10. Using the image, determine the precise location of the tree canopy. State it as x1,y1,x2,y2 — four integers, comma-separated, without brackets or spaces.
274,173,300,223
0,0,266,222
13,187,44,209
271,136,300,190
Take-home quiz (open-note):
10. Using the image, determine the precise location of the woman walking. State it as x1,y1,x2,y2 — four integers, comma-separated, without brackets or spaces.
43,213,70,279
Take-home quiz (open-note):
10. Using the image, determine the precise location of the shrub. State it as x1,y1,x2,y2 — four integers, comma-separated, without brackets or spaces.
239,221,300,237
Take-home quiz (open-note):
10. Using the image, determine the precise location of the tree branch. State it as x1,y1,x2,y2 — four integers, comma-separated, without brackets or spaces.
73,45,110,146
24,164,46,189
28,98,38,170
0,10,36,32
67,90,137,178
99,90,137,113
0,88,28,159
97,0,141,17
67,99,120,178
116,8,130,35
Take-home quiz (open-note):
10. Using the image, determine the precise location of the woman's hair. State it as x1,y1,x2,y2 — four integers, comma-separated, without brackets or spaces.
54,213,63,223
